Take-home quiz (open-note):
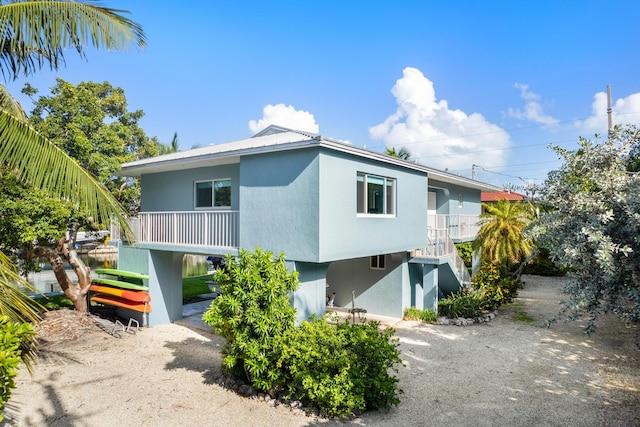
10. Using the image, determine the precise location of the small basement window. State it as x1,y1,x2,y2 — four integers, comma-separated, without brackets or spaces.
370,255,386,270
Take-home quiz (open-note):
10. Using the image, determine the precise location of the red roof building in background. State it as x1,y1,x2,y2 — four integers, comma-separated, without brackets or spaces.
481,189,528,202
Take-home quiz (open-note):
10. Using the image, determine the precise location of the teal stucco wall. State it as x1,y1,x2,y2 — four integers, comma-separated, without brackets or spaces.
140,163,240,212
429,179,481,217
239,149,320,262
318,150,428,262
326,252,408,319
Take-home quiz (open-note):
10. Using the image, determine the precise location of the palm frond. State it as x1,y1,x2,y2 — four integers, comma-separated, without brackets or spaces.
0,109,133,238
0,1,146,80
0,252,42,325
0,82,25,119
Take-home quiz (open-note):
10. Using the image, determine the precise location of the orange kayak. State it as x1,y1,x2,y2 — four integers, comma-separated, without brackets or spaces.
89,284,151,303
91,294,152,313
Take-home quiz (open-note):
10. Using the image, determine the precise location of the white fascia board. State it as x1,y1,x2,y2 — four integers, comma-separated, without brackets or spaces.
118,131,501,192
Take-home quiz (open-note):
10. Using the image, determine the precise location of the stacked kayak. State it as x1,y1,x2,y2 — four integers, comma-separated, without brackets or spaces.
90,269,152,313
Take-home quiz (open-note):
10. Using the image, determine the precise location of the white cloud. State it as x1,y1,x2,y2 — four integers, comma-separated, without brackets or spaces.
249,104,319,134
507,83,558,125
369,67,511,173
576,91,640,135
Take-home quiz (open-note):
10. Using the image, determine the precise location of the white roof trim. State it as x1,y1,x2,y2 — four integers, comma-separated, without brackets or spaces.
119,125,501,192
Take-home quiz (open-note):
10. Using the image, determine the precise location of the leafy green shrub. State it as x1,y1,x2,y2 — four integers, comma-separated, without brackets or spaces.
438,291,482,318
33,293,74,310
203,249,404,417
454,241,473,269
202,249,299,396
0,316,36,421
521,248,567,276
280,315,402,418
472,262,522,310
404,307,438,323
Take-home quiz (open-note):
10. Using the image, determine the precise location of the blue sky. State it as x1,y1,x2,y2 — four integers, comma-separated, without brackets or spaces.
5,0,640,188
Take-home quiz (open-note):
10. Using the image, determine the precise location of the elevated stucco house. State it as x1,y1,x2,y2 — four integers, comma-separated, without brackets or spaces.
112,125,500,326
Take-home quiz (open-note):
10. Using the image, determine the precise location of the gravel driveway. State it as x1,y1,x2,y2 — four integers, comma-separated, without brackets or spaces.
5,275,639,426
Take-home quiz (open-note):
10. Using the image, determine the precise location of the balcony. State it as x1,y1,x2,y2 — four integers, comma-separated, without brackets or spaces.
433,214,479,241
111,211,239,249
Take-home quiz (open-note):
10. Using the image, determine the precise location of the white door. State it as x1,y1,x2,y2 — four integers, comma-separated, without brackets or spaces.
428,191,437,229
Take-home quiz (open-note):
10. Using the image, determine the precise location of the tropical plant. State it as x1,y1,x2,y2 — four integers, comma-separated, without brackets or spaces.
0,0,145,380
385,146,411,160
202,249,300,396
0,315,35,421
403,307,438,323
531,125,640,333
473,199,534,275
454,241,473,269
437,291,482,319
280,315,402,418
472,262,521,310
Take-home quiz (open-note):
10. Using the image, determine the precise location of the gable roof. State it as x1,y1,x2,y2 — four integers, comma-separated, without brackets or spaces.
119,125,501,192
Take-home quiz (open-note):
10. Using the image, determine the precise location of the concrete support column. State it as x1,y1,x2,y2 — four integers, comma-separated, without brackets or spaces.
423,264,439,313
148,251,184,326
289,262,330,322
409,263,424,310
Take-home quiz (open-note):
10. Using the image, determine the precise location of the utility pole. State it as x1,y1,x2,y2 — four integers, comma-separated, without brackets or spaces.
472,164,477,180
607,84,613,132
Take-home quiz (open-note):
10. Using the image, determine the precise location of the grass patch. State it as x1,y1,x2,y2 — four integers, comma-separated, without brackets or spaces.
506,302,535,324
404,307,438,323
182,274,215,300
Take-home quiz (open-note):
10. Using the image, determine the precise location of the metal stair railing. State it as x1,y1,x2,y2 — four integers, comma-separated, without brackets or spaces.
418,228,471,288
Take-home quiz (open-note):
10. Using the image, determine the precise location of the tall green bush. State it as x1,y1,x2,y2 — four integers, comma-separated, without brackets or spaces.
202,249,299,395
472,262,521,310
279,315,402,418
202,249,404,417
0,316,36,421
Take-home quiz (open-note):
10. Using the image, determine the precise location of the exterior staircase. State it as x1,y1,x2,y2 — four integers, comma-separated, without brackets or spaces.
412,228,472,293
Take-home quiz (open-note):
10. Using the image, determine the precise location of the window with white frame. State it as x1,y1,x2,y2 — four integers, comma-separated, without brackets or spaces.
357,172,396,215
370,255,386,270
194,179,231,208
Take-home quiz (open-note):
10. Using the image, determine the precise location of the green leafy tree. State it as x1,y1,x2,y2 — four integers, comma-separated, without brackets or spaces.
385,146,411,160
532,125,640,333
0,0,145,388
473,199,534,275
202,249,299,396
23,79,164,212
0,168,76,272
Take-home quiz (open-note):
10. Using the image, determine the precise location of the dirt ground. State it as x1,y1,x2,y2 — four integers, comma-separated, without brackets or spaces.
3,275,640,426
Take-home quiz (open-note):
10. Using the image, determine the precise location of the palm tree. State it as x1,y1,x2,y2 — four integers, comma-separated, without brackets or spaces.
0,1,145,366
159,131,179,154
472,199,534,275
385,146,412,160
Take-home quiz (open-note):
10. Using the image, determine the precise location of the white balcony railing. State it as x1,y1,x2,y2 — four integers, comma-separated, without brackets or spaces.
111,211,239,248
434,214,479,240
